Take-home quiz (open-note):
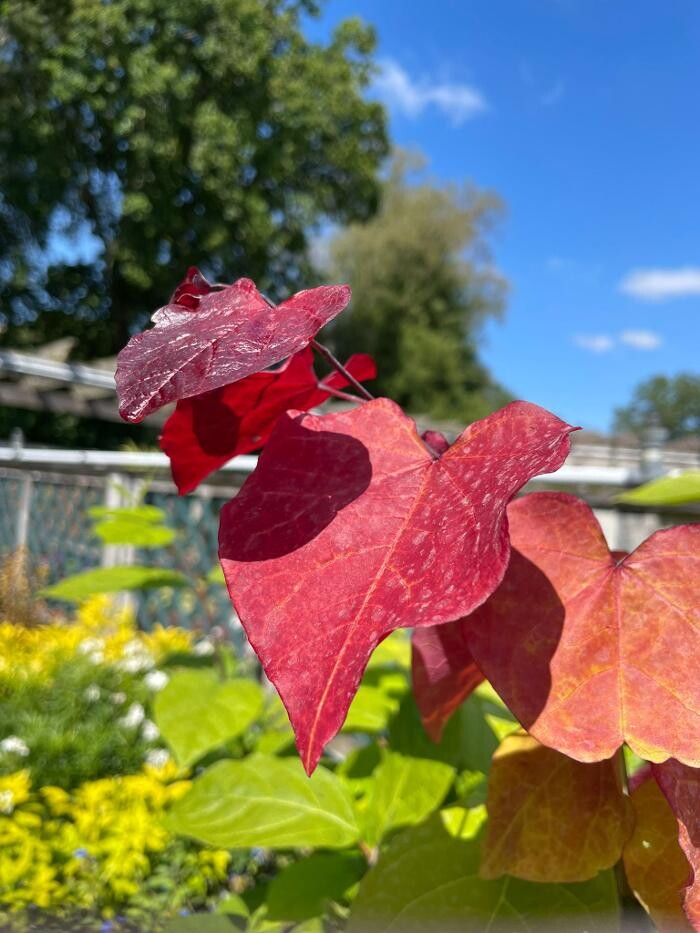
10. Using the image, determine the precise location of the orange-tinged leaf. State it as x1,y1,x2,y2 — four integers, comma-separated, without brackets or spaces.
467,492,700,766
480,732,632,883
654,760,700,931
623,771,692,932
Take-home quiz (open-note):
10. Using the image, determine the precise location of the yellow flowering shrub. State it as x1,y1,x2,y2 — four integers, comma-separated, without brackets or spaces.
0,762,230,924
0,595,193,683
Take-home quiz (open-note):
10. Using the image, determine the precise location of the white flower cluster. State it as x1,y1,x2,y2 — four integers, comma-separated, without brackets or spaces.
193,638,215,657
0,790,15,815
118,702,145,729
144,669,169,692
78,637,105,664
117,639,155,673
141,720,160,742
0,736,30,757
145,748,171,768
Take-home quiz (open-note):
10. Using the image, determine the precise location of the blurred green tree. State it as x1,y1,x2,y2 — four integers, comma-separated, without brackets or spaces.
613,373,700,440
326,154,510,423
0,0,388,358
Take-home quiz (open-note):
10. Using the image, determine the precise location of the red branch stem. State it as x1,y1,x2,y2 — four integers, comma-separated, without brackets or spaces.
318,384,364,404
311,339,374,401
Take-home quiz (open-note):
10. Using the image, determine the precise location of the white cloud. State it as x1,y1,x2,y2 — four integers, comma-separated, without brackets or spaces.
619,329,663,350
619,267,700,301
573,330,663,353
573,334,614,353
375,59,487,126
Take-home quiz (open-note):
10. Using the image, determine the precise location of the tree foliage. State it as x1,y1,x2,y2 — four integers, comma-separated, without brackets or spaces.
613,373,700,439
327,155,510,422
0,0,388,357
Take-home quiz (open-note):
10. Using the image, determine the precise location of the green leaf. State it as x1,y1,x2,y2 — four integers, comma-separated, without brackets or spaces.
454,770,488,807
337,742,382,799
254,694,296,755
154,670,264,767
207,564,226,584
348,808,619,932
342,685,400,734
616,471,700,506
164,916,239,932
216,894,250,918
266,853,366,922
255,729,296,756
389,689,515,773
366,630,411,670
165,755,360,849
41,565,188,602
89,505,166,523
361,752,455,846
484,713,520,742
93,517,176,547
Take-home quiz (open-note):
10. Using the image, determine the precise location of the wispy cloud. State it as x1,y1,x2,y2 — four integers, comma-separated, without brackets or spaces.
375,59,487,126
619,267,700,301
573,334,615,353
574,330,663,352
619,329,663,350
541,80,566,107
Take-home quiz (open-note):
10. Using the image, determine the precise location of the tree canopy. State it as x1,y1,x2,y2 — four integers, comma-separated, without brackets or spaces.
326,155,510,424
0,0,388,358
613,373,700,440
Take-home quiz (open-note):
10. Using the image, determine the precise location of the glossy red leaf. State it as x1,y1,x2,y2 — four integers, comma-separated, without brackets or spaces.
654,760,700,930
116,275,351,422
467,492,700,766
160,348,376,494
219,398,575,773
168,266,216,310
412,621,484,742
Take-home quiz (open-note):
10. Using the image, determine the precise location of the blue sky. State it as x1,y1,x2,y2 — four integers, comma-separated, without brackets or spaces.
307,0,700,432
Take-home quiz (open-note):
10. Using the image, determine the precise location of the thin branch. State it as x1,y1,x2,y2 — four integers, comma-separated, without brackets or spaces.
311,339,374,401
318,384,364,404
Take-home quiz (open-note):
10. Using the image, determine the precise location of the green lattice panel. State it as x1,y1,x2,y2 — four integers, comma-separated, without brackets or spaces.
26,481,103,583
0,476,23,557
136,491,238,635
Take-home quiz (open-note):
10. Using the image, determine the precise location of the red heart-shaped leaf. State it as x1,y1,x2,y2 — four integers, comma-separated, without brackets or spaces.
116,275,351,422
219,399,574,773
467,492,700,766
412,621,484,742
160,348,376,494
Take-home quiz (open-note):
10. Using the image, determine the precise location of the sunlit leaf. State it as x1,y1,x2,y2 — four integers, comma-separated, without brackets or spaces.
42,566,187,602
361,751,455,846
165,755,359,849
220,399,574,772
154,670,264,767
467,492,700,765
617,472,700,507
117,274,351,422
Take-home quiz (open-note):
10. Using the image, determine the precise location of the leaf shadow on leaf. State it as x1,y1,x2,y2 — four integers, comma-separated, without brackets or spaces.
467,550,565,731
220,417,372,561
191,386,249,456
